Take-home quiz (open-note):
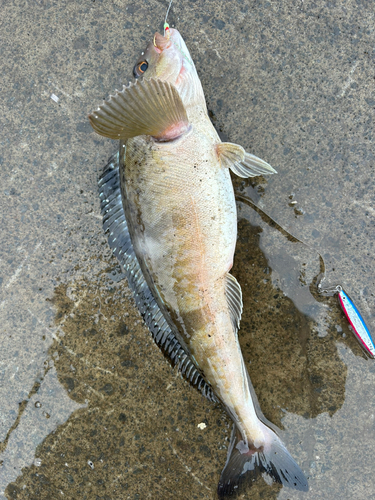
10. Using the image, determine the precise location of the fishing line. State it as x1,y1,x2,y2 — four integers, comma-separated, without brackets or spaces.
162,0,193,66
236,193,375,358
164,0,173,37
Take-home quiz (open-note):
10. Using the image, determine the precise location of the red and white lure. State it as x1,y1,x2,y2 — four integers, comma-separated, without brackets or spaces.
336,287,375,358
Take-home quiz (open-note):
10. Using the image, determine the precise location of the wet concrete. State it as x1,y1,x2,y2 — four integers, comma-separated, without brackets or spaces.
0,0,374,499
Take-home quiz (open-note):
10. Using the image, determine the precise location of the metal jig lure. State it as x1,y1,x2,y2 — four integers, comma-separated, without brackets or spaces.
337,287,375,358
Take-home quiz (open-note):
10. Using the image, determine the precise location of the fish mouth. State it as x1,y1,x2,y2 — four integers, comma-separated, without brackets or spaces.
153,31,171,52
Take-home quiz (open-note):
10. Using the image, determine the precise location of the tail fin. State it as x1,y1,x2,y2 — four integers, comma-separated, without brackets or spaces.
218,423,308,498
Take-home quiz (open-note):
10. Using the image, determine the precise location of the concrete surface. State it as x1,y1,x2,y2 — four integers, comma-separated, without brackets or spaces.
0,0,374,499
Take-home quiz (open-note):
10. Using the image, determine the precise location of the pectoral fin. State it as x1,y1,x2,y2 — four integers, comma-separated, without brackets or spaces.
89,78,190,142
217,142,277,177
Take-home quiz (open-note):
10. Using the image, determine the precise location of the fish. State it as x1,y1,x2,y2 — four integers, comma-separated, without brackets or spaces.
88,18,308,498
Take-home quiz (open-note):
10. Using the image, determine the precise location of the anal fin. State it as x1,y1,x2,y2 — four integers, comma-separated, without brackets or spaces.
217,142,277,177
89,78,190,142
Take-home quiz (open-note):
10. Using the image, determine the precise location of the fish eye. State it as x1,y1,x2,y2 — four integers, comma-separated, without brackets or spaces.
133,61,148,78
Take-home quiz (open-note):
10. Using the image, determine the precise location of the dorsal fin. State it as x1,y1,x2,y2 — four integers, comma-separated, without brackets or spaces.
225,273,243,332
89,78,190,142
98,152,217,402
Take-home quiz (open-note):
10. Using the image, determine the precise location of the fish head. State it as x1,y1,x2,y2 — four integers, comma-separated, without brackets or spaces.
133,28,195,88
